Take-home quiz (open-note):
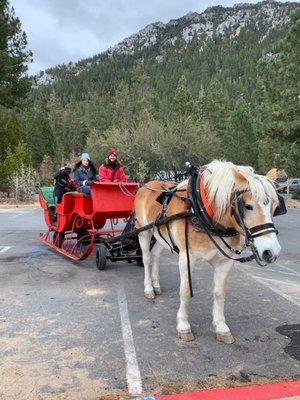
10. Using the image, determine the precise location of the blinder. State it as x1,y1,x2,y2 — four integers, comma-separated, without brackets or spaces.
274,195,287,217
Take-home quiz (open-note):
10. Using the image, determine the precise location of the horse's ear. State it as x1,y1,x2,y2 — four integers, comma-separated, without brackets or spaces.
266,168,277,182
232,167,248,189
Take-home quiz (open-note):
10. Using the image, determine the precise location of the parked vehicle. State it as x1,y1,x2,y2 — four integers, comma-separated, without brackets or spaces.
287,178,300,192
277,178,300,193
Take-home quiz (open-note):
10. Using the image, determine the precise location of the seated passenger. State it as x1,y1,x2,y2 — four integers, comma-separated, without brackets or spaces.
99,148,127,182
53,165,78,204
73,153,97,194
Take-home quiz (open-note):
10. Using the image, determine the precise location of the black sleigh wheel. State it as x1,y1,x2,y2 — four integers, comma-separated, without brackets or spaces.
96,244,107,270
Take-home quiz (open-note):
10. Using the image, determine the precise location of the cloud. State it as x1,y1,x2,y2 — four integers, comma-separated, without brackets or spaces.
10,0,262,75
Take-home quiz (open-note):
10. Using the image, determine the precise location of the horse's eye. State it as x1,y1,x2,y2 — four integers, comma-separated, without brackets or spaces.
263,197,269,205
245,204,253,211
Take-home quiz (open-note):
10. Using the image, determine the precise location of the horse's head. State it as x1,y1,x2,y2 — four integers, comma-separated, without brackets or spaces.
230,167,281,264
204,161,282,264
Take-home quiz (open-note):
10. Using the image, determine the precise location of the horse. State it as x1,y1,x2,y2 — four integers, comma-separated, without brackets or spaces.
134,160,281,344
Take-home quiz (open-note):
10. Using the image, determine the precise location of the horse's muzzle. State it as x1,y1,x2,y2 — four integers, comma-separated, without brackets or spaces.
262,249,277,263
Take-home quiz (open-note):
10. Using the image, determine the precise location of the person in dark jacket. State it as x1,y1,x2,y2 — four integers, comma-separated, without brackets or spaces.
53,165,78,204
99,148,127,182
73,153,97,194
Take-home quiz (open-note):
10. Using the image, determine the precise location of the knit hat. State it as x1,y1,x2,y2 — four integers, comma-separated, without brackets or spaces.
80,152,90,160
107,147,117,157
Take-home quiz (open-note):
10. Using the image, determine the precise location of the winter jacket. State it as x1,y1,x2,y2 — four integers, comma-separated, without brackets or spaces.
99,162,127,182
53,170,78,203
74,165,97,186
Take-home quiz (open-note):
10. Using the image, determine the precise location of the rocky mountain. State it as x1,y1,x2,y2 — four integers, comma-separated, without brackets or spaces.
33,0,298,86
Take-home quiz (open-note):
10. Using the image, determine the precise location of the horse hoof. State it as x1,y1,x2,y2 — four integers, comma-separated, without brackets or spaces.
153,286,161,295
216,332,235,344
145,291,155,300
178,331,195,342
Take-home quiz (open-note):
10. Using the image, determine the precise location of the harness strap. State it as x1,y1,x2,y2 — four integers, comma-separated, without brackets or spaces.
248,223,278,238
166,223,179,253
203,225,255,263
103,211,190,244
156,223,178,253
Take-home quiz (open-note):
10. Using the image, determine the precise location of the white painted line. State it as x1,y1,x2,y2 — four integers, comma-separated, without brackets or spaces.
118,287,142,395
11,210,31,218
277,264,299,274
241,270,300,307
0,246,11,255
242,264,299,277
252,276,300,288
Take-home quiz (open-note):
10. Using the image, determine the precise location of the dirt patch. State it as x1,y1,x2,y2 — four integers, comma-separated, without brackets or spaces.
147,372,300,397
0,335,121,400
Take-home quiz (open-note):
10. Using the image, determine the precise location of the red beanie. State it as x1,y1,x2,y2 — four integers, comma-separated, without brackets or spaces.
107,147,117,157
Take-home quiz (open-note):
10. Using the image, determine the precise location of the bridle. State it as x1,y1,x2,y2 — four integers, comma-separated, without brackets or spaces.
231,189,278,266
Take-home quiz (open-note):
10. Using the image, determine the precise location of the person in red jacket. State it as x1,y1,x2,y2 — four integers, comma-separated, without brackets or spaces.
99,147,127,182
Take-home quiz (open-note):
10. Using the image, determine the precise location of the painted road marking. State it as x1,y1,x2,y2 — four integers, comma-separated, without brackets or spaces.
243,264,299,277
11,210,32,218
118,287,142,395
0,246,11,255
242,270,300,307
0,208,36,217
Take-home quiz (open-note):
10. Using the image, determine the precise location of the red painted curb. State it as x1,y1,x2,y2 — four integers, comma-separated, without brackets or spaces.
156,380,300,400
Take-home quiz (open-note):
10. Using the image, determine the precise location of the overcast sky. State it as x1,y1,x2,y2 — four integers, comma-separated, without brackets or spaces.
11,0,267,75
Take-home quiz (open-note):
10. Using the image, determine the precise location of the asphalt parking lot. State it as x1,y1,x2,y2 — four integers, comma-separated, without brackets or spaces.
0,207,299,400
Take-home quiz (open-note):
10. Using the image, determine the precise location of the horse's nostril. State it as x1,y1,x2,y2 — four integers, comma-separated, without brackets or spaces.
262,250,274,263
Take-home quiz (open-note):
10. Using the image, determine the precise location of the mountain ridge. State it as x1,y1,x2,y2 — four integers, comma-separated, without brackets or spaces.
33,0,298,86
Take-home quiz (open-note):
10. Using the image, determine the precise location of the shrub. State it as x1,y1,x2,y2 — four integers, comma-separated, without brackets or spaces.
9,165,37,202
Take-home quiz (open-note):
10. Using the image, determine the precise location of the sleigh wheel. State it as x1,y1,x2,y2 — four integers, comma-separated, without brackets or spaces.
96,244,107,270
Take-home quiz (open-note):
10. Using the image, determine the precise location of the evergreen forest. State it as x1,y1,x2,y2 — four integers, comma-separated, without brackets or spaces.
0,0,299,192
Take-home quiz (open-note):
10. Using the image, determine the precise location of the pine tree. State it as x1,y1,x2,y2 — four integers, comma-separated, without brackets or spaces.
0,0,32,107
0,105,21,160
224,98,258,166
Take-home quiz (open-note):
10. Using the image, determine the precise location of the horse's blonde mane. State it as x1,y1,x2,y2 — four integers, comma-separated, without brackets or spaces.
203,160,279,221
177,179,188,190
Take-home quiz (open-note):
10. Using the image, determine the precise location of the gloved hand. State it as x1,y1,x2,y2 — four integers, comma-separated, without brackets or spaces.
83,180,93,186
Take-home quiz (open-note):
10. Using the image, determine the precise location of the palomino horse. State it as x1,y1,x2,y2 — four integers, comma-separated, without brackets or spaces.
134,160,281,344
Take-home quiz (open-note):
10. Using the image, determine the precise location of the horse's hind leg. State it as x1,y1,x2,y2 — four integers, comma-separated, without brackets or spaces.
138,230,155,299
177,251,195,341
211,258,235,344
151,241,164,295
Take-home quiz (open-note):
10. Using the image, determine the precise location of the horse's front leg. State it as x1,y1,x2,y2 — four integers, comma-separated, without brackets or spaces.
151,241,164,295
138,231,155,299
177,251,195,341
211,257,235,344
